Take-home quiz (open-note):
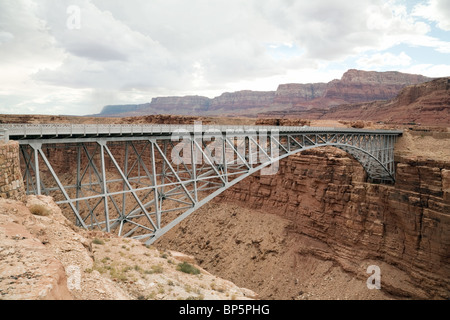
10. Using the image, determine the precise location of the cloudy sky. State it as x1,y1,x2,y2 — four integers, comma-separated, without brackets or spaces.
1,0,449,115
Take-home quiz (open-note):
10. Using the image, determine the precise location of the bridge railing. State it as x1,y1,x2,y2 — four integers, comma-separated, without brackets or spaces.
0,123,402,138
0,123,309,136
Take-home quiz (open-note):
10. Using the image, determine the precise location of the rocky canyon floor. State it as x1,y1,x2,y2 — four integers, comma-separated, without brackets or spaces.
156,202,396,300
0,196,256,300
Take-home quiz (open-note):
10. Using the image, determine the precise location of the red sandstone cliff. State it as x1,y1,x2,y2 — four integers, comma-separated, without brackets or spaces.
209,91,275,114
318,77,450,126
259,77,450,126
94,69,432,117
273,83,328,106
158,146,450,300
324,69,431,103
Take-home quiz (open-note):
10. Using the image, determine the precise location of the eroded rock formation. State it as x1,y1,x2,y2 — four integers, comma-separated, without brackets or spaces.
94,69,432,118
158,146,450,300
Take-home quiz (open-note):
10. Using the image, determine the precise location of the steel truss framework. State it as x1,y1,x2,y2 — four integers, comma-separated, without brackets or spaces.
3,124,402,244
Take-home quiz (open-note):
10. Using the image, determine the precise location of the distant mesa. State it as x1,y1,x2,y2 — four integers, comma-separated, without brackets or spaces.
313,76,450,126
93,69,435,119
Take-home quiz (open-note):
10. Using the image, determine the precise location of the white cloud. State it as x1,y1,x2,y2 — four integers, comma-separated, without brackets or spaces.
400,63,450,78
255,0,431,60
402,34,450,54
357,52,412,68
0,0,449,115
413,0,450,31
0,31,14,45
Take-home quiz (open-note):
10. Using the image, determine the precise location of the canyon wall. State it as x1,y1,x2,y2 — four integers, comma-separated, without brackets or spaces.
138,96,211,115
224,149,450,298
95,69,432,118
323,69,432,103
315,77,450,126
259,77,450,126
272,83,328,106
158,145,450,299
209,91,275,114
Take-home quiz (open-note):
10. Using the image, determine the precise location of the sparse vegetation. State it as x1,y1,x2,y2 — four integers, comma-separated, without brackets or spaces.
147,291,157,300
158,285,165,294
121,265,132,273
176,262,200,275
101,257,110,263
152,264,164,274
209,280,225,293
95,263,109,274
109,266,128,282
92,238,105,245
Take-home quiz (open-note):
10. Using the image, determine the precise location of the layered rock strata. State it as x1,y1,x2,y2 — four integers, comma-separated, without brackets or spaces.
218,149,450,299
260,77,450,126
0,141,25,201
159,147,450,299
95,69,432,117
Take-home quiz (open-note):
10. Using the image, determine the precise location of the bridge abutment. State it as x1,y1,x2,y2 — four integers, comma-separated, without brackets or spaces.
0,140,26,201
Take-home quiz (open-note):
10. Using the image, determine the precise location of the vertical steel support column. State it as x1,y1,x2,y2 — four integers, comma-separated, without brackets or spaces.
191,138,198,202
99,141,110,232
33,145,41,195
76,144,81,214
150,141,161,229
248,133,255,166
122,141,129,218
366,134,373,178
222,135,228,184
160,140,167,205
387,135,390,175
389,136,397,178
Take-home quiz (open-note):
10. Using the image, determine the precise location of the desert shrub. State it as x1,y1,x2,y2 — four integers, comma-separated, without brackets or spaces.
145,264,164,274
110,267,127,282
92,238,105,245
176,262,200,275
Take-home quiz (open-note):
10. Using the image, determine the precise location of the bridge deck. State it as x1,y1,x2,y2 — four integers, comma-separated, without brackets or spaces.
0,123,403,142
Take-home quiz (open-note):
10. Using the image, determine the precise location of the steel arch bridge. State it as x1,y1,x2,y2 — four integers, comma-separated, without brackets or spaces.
1,123,402,244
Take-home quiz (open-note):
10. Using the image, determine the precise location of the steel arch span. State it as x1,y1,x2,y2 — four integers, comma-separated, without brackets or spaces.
1,124,402,244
